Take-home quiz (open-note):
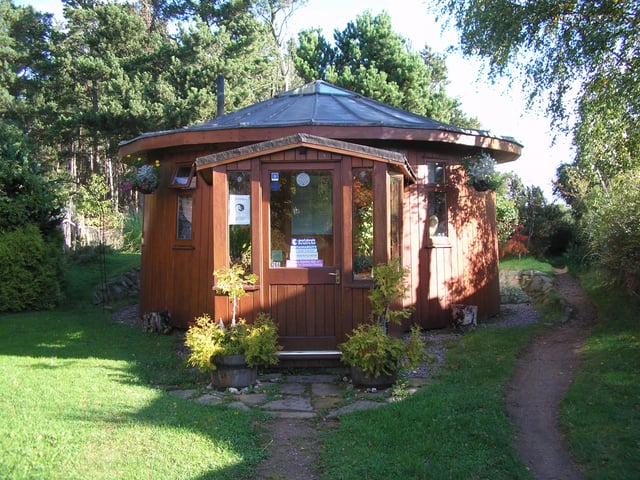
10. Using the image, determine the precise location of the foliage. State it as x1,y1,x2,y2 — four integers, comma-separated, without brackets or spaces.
431,0,638,286
0,224,64,312
185,313,280,372
586,169,640,294
500,225,529,259
213,263,259,324
495,184,519,245
369,258,414,328
120,209,142,253
0,123,67,235
2,0,282,233
461,152,502,192
339,323,426,378
340,258,423,378
295,11,479,128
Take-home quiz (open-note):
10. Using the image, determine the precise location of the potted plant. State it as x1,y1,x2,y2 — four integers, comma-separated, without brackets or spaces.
461,152,502,192
122,158,160,194
185,265,279,388
339,258,426,388
185,312,280,388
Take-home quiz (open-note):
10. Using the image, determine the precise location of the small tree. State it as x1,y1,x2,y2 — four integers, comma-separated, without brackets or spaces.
213,264,258,325
369,258,414,332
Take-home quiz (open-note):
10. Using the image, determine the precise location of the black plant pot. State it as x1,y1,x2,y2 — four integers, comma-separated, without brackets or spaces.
211,354,257,388
350,366,398,389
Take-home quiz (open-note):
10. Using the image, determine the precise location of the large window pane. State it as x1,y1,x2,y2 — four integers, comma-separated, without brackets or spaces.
228,172,251,270
270,170,333,268
353,168,373,279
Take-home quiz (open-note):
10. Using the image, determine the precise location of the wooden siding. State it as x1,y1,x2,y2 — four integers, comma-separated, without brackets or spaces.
140,140,501,336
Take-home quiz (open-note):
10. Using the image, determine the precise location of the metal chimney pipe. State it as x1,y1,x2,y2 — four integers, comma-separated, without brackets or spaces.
216,75,225,117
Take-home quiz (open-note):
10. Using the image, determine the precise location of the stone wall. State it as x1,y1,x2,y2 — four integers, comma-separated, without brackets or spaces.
92,267,140,305
499,269,555,304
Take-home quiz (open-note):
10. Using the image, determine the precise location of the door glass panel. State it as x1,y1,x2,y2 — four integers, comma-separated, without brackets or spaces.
270,170,333,268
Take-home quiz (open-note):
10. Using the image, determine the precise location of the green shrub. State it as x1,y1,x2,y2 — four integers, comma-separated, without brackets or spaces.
0,224,64,312
121,210,142,253
588,169,640,294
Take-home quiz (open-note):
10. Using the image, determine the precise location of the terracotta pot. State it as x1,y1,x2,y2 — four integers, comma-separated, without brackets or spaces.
211,354,257,388
350,366,397,388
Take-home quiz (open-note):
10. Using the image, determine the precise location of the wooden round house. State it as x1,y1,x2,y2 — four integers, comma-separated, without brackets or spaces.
119,80,522,354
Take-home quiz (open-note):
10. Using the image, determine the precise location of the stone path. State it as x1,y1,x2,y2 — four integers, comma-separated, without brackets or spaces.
167,370,433,419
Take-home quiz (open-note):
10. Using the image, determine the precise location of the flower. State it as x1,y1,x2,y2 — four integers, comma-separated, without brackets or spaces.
461,152,502,192
134,164,159,193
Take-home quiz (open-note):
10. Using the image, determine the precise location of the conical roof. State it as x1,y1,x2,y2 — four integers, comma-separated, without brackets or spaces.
119,80,522,160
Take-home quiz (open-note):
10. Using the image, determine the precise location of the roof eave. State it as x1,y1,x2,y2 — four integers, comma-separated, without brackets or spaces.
119,126,522,163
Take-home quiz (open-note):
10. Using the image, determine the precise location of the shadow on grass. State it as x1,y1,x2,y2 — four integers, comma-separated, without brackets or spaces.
0,304,267,479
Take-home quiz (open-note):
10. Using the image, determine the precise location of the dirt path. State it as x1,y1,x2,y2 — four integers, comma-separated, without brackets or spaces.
507,272,596,479
255,418,327,480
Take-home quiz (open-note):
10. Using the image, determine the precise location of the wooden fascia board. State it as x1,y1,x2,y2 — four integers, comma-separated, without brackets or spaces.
195,138,416,184
119,126,522,163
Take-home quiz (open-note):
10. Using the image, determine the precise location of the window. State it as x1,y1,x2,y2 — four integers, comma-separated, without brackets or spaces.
170,165,196,189
389,174,403,259
228,172,251,269
176,195,193,240
428,191,447,238
427,162,446,185
270,170,333,268
352,168,373,279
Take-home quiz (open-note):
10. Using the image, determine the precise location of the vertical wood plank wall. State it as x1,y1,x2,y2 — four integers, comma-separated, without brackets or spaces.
141,142,501,332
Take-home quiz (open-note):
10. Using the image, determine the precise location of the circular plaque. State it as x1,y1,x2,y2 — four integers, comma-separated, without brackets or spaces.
296,172,310,187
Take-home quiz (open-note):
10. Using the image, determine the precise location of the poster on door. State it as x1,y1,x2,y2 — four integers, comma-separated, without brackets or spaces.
229,194,250,225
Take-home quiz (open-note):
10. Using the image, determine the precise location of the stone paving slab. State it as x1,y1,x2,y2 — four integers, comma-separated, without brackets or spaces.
313,396,343,411
279,383,307,395
269,411,316,419
285,374,338,384
263,396,314,412
227,401,251,411
311,382,344,396
234,393,268,406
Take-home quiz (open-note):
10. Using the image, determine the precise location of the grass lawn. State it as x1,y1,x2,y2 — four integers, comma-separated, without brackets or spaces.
561,270,640,479
499,255,557,275
320,326,536,479
3,253,637,479
0,252,267,480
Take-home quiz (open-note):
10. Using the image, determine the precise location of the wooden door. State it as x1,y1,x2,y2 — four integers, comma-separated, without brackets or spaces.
262,164,342,350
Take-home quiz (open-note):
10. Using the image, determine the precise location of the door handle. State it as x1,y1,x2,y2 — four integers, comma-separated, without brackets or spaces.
328,269,341,285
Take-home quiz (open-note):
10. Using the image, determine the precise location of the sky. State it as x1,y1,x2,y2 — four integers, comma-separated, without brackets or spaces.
17,0,573,200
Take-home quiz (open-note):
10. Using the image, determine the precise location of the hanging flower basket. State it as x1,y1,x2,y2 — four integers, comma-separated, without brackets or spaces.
472,179,492,192
461,152,502,192
133,164,159,194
